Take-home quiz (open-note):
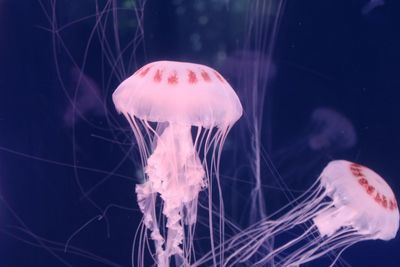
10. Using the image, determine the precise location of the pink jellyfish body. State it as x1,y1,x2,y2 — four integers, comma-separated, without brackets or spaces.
195,160,399,266
313,160,398,240
113,61,242,266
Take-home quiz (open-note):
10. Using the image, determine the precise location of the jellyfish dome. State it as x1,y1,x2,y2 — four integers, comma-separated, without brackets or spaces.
195,160,398,267
314,160,399,240
308,108,357,151
113,60,242,127
113,60,242,267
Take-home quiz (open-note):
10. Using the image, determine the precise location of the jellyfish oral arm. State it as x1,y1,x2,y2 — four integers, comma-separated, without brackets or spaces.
136,123,205,265
135,183,165,259
145,123,206,211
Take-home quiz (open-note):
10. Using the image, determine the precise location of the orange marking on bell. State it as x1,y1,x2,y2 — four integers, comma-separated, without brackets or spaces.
201,70,211,82
382,195,388,208
188,70,197,84
350,163,362,169
389,200,395,210
140,67,151,77
351,168,363,177
375,193,382,203
350,164,363,177
134,66,145,75
214,71,224,83
154,69,162,82
168,72,178,84
358,178,368,185
367,185,375,195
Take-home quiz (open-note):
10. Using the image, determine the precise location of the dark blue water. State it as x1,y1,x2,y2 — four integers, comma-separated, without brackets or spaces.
1,0,399,266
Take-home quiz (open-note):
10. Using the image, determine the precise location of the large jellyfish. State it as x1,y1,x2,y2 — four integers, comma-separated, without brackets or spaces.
112,61,242,266
195,160,399,266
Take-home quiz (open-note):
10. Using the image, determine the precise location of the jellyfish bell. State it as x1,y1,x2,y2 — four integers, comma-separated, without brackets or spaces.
362,0,385,15
113,61,242,127
308,108,357,152
314,160,399,240
195,160,398,267
113,60,242,266
64,67,105,127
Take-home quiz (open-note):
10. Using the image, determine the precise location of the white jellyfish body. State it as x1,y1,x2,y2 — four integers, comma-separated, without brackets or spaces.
113,61,242,267
314,160,399,240
194,160,399,267
113,61,242,127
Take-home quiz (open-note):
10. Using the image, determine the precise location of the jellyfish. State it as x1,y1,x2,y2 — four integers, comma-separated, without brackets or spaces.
63,67,105,127
308,108,357,152
112,60,242,266
362,0,385,15
194,160,399,266
274,107,357,161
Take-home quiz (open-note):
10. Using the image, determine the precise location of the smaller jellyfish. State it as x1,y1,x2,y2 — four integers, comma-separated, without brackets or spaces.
113,61,242,266
64,67,105,127
195,160,399,267
362,0,385,15
275,107,356,161
221,50,275,88
308,107,356,152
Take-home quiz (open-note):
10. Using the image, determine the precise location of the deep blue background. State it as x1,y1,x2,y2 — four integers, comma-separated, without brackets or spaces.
1,0,400,266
